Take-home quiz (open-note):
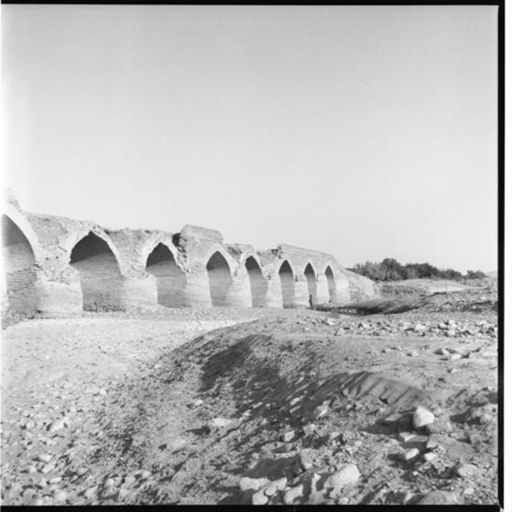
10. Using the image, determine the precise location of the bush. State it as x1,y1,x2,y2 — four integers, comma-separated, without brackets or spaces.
348,259,480,282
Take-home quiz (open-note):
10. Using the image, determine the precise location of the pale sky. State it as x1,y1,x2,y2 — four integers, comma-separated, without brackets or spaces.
2,5,498,272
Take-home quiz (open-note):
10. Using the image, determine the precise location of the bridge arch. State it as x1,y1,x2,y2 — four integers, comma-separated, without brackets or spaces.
206,251,233,307
279,260,295,308
145,242,186,307
2,214,39,314
69,231,123,311
304,262,317,306
244,255,268,307
325,265,336,302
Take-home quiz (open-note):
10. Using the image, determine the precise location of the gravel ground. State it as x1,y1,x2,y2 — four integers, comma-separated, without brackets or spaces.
0,306,498,506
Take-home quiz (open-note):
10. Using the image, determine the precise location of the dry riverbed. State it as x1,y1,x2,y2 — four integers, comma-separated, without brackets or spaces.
0,306,498,505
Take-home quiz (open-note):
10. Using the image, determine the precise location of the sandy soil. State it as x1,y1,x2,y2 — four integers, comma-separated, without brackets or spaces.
0,304,498,506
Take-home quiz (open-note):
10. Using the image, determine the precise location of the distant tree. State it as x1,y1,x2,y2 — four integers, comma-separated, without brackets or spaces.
466,270,486,280
350,258,468,282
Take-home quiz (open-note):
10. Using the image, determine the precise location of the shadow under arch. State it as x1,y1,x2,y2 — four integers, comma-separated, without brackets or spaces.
206,251,233,307
325,265,336,302
304,262,317,306
70,231,124,311
145,242,186,307
1,214,38,314
244,255,268,307
278,260,295,308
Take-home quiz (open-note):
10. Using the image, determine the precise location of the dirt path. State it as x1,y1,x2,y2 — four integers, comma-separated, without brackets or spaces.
0,311,260,505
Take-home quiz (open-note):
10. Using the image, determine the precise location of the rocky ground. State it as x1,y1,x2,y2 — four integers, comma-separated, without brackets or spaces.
0,295,499,506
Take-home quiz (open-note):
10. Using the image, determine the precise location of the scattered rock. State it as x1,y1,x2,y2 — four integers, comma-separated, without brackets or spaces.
417,490,460,505
323,464,360,493
412,407,435,429
398,432,415,443
426,420,453,434
423,452,437,462
252,489,269,505
83,486,98,500
453,463,479,478
49,417,71,432
168,438,188,453
239,477,271,492
35,454,52,463
53,490,67,502
281,430,295,443
263,477,287,496
209,417,235,429
283,484,303,505
402,448,419,461
303,424,317,436
313,403,329,420
298,449,315,471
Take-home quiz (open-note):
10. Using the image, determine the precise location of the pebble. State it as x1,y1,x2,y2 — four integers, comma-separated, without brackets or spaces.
53,490,67,502
116,488,132,501
303,424,317,436
402,448,419,461
168,438,188,453
36,454,52,463
412,407,435,429
418,490,460,504
453,463,479,478
323,464,360,493
239,476,270,492
209,417,235,429
423,452,437,462
298,449,315,470
49,417,70,432
398,432,415,443
314,404,329,420
41,462,55,474
263,477,287,496
283,484,303,505
281,430,295,443
426,420,453,434
76,467,88,477
329,431,342,442
251,489,269,505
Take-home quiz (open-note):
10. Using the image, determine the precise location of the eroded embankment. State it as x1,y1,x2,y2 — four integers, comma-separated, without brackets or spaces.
82,315,497,505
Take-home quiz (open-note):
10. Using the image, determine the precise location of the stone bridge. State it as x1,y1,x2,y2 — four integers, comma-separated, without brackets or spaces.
1,195,376,318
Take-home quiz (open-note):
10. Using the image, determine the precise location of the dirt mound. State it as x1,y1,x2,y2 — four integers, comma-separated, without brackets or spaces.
77,314,497,505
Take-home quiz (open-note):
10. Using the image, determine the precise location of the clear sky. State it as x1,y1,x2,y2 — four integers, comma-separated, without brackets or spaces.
2,5,498,272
